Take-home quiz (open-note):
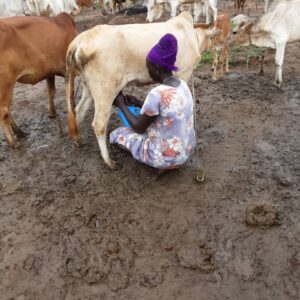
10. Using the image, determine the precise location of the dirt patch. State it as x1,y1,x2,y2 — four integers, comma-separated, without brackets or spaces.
1,4,300,300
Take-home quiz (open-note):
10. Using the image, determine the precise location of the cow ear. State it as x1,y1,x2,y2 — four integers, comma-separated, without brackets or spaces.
240,20,254,31
205,28,221,39
245,21,254,31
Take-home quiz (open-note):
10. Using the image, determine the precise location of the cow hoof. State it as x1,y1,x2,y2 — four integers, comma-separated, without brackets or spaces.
273,81,283,91
108,160,117,170
75,141,81,148
15,130,27,139
211,78,217,83
48,112,57,119
12,141,21,149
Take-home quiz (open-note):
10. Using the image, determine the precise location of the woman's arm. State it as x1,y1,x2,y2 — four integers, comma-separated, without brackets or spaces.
114,93,156,134
118,102,156,134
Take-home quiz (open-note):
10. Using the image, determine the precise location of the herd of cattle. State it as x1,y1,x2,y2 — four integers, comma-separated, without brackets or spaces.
0,0,299,168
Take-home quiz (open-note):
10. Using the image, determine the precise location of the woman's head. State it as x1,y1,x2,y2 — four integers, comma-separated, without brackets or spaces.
146,33,178,82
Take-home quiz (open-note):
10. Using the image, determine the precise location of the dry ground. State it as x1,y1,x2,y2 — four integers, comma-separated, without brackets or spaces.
0,4,299,300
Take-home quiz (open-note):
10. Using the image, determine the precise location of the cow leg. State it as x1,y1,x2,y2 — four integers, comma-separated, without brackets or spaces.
8,113,26,138
0,82,17,146
211,49,218,82
75,85,93,126
259,53,265,75
274,42,286,88
211,5,217,22
205,4,210,24
88,82,118,169
47,76,56,118
93,99,115,169
170,1,178,18
225,44,230,73
112,0,116,13
219,48,225,78
264,0,269,12
193,2,201,23
47,76,63,135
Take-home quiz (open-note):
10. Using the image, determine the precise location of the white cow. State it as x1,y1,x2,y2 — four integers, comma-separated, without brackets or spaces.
146,0,217,23
65,12,217,168
0,0,28,17
265,0,294,13
0,0,79,17
193,0,217,23
231,0,300,87
231,13,267,74
26,0,79,16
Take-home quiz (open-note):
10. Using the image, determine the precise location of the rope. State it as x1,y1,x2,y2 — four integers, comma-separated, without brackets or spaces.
191,72,204,182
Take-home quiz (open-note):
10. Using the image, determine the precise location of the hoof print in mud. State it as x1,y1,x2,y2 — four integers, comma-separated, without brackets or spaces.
23,255,42,274
245,203,282,227
177,243,216,272
139,267,164,288
106,260,129,291
273,168,293,187
65,258,82,278
85,267,106,285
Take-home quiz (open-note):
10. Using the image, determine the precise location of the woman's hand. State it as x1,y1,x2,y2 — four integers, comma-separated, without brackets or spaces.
113,92,126,108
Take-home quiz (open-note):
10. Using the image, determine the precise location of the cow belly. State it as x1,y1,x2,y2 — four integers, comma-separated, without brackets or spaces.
16,70,63,84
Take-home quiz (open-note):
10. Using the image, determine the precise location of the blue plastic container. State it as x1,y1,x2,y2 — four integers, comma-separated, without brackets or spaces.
117,106,141,128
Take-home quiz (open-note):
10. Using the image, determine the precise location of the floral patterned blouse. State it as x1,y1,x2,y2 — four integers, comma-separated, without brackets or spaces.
110,80,196,169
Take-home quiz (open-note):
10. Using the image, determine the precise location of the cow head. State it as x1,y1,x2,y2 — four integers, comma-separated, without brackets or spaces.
179,4,192,14
231,14,255,46
146,0,166,22
231,19,255,46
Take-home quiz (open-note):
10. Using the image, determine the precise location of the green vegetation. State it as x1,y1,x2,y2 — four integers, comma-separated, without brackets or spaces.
94,0,101,10
200,50,213,64
200,46,266,66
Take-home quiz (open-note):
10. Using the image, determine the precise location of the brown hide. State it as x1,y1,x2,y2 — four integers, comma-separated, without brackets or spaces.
0,13,78,146
76,0,94,8
210,14,231,81
235,0,247,12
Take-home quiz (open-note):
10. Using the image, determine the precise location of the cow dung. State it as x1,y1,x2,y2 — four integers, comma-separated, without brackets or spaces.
245,203,282,227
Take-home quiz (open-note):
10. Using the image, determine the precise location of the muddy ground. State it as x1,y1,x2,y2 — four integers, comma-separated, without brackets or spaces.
0,5,300,300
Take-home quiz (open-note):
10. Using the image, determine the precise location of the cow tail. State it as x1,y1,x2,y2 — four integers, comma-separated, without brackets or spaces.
66,44,80,143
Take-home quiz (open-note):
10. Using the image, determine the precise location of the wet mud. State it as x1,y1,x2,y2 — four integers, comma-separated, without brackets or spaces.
0,7,299,300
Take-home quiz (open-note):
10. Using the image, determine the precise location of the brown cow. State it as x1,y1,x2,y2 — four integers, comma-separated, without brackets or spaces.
235,0,246,13
76,0,94,9
0,13,78,147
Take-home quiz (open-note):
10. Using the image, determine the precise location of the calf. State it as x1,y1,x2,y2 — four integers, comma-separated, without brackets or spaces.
231,0,300,87
0,13,78,147
65,12,217,168
210,14,231,81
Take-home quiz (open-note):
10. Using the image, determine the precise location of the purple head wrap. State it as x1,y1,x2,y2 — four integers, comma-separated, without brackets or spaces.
146,33,178,72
